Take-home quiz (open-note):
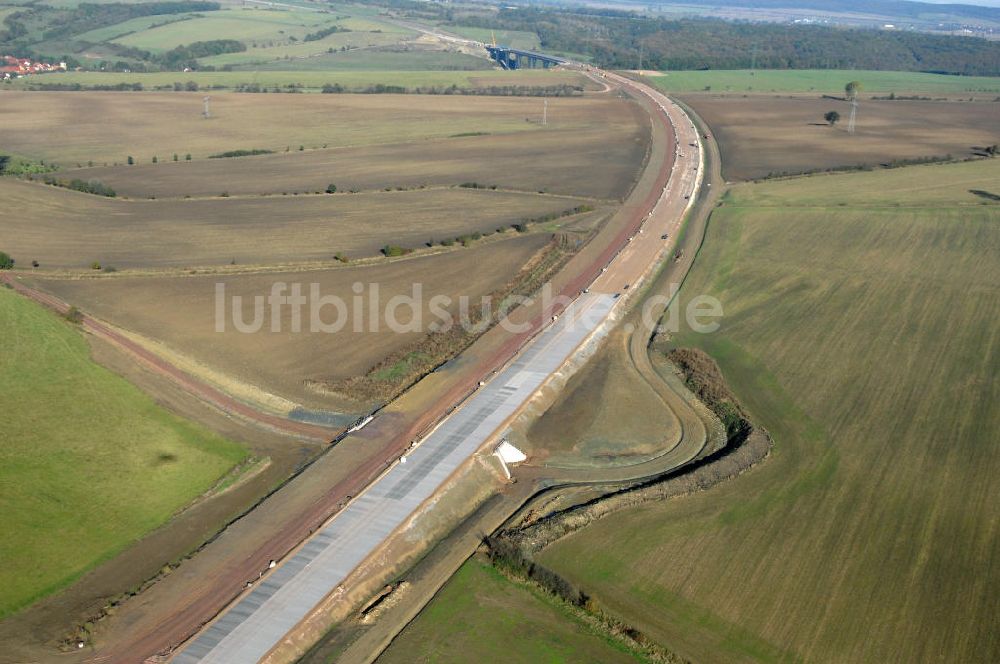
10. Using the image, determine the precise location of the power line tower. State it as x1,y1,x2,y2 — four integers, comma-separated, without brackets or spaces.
845,80,861,134
203,95,211,119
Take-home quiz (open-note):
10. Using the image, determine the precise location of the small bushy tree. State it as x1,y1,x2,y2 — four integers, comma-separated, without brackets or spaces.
824,110,841,125
381,244,412,257
65,306,83,324
0,251,14,269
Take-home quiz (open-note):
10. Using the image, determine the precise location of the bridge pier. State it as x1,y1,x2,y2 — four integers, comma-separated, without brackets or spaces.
485,45,564,70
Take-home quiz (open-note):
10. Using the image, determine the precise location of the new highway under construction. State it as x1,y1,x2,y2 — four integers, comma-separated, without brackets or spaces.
0,34,709,664
169,58,706,663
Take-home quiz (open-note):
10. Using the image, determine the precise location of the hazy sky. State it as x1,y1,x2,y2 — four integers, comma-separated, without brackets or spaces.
918,0,1000,7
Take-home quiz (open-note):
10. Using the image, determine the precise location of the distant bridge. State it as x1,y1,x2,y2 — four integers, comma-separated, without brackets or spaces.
485,44,566,70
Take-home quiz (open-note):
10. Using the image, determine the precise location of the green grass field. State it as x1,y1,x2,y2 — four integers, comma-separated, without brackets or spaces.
73,12,200,44
113,8,334,53
538,159,1000,662
647,69,1000,94
377,557,643,663
0,288,247,618
197,30,407,67
444,25,542,51
242,48,493,71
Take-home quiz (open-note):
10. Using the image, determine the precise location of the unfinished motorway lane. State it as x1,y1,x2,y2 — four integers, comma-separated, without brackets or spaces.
173,295,616,663
169,73,703,664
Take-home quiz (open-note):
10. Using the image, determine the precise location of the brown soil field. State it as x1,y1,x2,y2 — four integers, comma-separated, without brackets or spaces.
0,92,625,166
62,120,649,201
32,234,552,411
679,94,1000,180
0,178,587,269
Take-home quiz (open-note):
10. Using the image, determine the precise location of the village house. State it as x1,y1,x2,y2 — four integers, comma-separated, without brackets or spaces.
1,55,67,80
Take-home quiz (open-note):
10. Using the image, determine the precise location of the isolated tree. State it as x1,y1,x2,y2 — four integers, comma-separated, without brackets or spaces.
845,80,861,100
824,110,840,126
325,183,337,194
0,251,14,269
172,153,179,161
152,155,158,163
185,153,192,161
127,156,135,165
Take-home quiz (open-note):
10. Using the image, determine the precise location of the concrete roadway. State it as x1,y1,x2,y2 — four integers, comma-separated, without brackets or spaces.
170,68,703,664
174,295,616,663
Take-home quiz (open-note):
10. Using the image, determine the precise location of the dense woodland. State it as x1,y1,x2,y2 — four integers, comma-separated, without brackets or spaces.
440,7,1000,75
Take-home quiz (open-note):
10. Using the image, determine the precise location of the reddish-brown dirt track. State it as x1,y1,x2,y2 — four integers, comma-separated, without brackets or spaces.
0,275,336,442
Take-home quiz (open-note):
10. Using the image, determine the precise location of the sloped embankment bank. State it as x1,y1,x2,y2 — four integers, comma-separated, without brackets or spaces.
480,349,771,659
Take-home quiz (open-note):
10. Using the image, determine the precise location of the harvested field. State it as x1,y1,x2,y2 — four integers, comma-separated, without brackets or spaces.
0,91,605,166
679,94,1000,180
32,234,553,411
376,556,641,664
64,116,649,200
0,288,247,619
683,94,1000,180
0,178,588,269
539,160,1000,663
526,330,682,467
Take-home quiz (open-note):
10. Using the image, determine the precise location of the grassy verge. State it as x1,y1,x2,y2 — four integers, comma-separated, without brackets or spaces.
0,287,247,618
377,556,646,663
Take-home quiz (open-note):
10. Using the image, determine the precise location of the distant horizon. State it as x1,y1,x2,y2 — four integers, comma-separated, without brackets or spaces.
652,0,1000,10
913,0,1000,7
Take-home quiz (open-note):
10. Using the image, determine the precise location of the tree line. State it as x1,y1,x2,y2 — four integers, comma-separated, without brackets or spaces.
420,5,1000,76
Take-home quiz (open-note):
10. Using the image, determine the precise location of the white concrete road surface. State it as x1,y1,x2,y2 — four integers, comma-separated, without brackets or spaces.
172,295,616,663
171,68,703,664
